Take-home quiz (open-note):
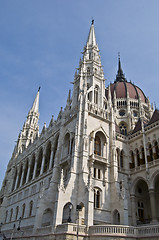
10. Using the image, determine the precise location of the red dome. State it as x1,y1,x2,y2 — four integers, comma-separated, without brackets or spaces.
109,81,147,103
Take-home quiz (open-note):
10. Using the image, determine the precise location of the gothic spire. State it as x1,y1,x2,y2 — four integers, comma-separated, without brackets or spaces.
86,20,97,46
12,88,40,158
115,54,126,82
29,87,40,114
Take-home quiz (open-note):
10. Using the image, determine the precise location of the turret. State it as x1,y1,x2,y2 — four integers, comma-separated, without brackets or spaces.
12,88,40,158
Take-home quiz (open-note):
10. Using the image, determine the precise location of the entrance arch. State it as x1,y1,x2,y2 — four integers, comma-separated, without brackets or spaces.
134,179,151,224
113,209,120,224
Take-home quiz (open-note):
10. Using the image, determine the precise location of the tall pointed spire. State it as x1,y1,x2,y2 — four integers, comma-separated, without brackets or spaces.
72,20,105,109
12,88,40,158
30,87,40,114
115,53,126,82
86,19,97,46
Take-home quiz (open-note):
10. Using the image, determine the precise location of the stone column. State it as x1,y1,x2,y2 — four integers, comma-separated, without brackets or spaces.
26,160,31,183
33,157,38,179
92,137,95,155
149,189,157,222
103,142,107,159
14,166,20,190
130,195,136,226
40,154,45,175
20,164,25,187
49,150,54,170
134,153,138,168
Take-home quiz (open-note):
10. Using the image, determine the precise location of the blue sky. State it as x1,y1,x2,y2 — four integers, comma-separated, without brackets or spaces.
0,0,159,187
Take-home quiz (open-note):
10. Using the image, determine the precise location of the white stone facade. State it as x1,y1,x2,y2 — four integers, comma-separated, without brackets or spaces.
0,21,159,240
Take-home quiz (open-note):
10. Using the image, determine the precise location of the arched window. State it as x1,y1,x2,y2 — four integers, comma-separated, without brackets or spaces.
141,147,145,165
116,148,120,167
98,169,101,179
70,138,74,156
94,188,101,208
154,141,159,159
94,86,98,104
62,202,73,223
94,136,101,156
120,150,124,168
44,142,51,173
52,136,59,167
5,210,8,223
10,208,13,222
149,144,153,161
17,165,22,189
113,210,120,224
22,203,26,219
29,154,35,181
29,201,33,217
63,133,70,158
36,149,43,177
136,149,140,166
15,206,19,220
12,168,17,191
22,160,28,185
130,151,135,169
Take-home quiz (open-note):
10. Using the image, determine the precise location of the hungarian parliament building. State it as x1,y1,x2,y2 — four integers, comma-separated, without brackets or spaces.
0,21,159,240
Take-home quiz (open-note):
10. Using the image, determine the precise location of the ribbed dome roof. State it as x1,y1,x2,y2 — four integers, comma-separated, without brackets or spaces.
106,58,147,103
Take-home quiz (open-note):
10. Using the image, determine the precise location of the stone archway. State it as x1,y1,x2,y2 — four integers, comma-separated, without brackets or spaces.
113,209,120,224
134,179,151,224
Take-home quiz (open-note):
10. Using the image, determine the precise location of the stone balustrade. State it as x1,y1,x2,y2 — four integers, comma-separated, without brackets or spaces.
2,223,159,239
89,225,136,236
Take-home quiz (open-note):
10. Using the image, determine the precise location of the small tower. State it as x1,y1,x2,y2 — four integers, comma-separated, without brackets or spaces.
12,88,40,158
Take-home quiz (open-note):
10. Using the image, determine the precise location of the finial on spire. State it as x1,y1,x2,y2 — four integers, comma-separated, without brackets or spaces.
118,52,120,60
92,18,94,25
38,86,41,92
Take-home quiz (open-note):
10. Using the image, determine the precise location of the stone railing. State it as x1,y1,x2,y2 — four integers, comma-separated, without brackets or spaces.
2,223,159,239
89,224,159,238
89,225,137,237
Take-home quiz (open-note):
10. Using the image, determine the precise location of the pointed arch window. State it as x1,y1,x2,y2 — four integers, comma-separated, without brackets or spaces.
149,144,153,161
22,203,26,219
29,201,33,217
154,141,159,159
15,206,19,220
130,151,135,169
136,149,140,166
94,86,98,104
141,147,145,165
94,136,101,156
36,149,43,177
44,142,51,173
10,208,13,222
5,210,8,223
94,188,101,208
120,150,124,168
12,168,17,191
116,149,120,167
